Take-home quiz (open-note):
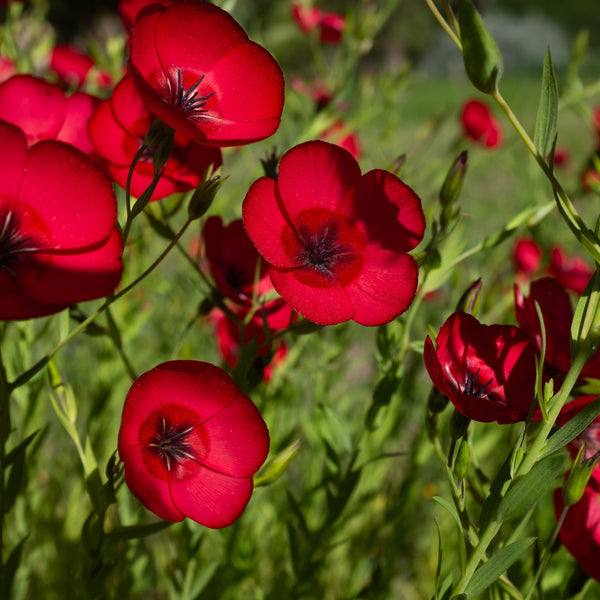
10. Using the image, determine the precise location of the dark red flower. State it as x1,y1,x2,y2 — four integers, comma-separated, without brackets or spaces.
291,3,345,43
242,140,425,326
50,44,111,90
0,120,122,320
0,74,100,156
117,360,269,528
424,311,537,423
512,237,542,284
320,119,362,159
128,1,285,146
554,481,600,581
89,75,221,200
547,245,593,295
460,99,503,148
118,0,178,31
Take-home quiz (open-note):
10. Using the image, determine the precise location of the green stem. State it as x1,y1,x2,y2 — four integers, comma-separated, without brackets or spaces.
0,331,9,580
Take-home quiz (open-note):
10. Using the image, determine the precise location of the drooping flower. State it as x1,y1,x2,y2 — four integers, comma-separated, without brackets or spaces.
0,120,122,320
128,1,285,146
117,360,270,528
460,99,503,148
89,75,221,200
554,478,600,582
424,311,537,423
0,74,100,156
242,140,425,326
291,3,346,44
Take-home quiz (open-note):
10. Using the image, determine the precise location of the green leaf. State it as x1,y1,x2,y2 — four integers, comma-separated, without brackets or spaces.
543,395,600,457
533,48,558,161
433,496,467,572
1,537,27,599
107,521,172,540
458,0,503,93
497,452,567,521
464,537,536,598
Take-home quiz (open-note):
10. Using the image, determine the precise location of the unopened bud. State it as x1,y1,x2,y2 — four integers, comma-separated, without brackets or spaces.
188,173,226,220
563,446,600,507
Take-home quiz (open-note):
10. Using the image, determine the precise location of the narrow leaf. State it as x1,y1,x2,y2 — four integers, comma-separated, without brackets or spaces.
433,496,467,572
464,537,536,598
533,48,558,160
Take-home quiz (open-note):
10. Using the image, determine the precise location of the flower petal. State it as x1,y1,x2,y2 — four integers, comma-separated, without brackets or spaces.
56,91,101,156
276,140,361,220
169,467,253,529
269,266,355,325
343,250,418,326
0,120,27,199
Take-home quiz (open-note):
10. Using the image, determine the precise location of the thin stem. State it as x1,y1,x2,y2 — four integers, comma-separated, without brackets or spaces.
0,331,10,581
424,0,462,51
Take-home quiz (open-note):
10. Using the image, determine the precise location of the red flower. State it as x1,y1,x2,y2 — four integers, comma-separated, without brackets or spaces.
291,3,346,44
547,245,593,295
460,99,503,148
89,75,221,200
554,481,600,581
320,119,362,159
424,311,537,423
0,120,122,320
128,1,285,146
0,74,100,156
118,0,177,31
50,44,111,90
0,56,16,83
242,140,425,326
117,360,269,528
512,237,542,284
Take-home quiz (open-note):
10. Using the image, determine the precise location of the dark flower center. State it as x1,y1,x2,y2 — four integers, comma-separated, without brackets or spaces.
0,210,37,275
463,368,494,398
173,70,215,118
147,414,194,472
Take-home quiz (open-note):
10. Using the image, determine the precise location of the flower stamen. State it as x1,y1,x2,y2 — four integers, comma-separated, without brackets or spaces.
174,70,215,117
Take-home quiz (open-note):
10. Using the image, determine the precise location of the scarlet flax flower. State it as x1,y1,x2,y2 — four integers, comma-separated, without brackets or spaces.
424,311,537,423
242,140,425,326
460,99,503,148
0,120,122,320
291,3,345,43
89,75,221,200
117,360,269,528
128,1,285,146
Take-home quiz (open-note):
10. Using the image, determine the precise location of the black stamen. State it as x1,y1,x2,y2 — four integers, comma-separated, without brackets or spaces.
463,368,494,398
174,70,215,117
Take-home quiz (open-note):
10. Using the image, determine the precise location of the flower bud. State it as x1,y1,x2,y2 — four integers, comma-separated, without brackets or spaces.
440,151,467,233
563,446,600,507
188,174,226,221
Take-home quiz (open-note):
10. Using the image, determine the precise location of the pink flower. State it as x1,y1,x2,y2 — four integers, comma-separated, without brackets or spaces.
424,311,537,423
88,75,221,200
117,360,269,528
242,140,425,326
0,120,122,320
128,1,284,146
0,74,100,156
460,99,503,148
291,3,345,44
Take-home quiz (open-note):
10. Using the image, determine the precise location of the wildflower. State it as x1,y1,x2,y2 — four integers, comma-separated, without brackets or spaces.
242,140,425,326
291,3,345,44
460,99,503,148
117,360,269,528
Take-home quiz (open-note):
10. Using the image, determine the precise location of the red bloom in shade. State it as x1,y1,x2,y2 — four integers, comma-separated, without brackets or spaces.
291,3,345,44
547,245,593,295
89,75,221,200
202,216,293,329
118,0,178,31
242,140,425,326
50,44,105,89
128,1,285,146
554,481,600,581
0,120,122,320
117,360,269,528
460,99,503,148
0,74,100,156
424,311,537,423
320,119,362,159
512,237,542,284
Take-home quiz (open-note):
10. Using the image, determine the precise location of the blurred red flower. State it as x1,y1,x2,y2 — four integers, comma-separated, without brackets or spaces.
424,311,537,423
0,74,100,156
291,3,345,43
128,1,284,146
554,481,600,582
89,75,221,200
460,99,503,148
242,140,425,326
0,120,122,320
320,119,362,159
118,0,177,31
512,237,542,284
548,245,593,295
0,56,16,83
117,360,269,528
50,44,111,90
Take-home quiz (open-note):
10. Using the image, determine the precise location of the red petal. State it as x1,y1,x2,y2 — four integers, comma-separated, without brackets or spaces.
0,121,27,199
340,169,425,253
0,75,66,144
243,177,302,268
19,140,117,249
119,442,185,522
277,141,361,221
110,75,154,138
56,91,100,155
269,266,355,325
18,228,123,305
88,99,135,167
169,467,253,528
343,251,418,326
